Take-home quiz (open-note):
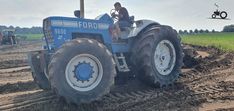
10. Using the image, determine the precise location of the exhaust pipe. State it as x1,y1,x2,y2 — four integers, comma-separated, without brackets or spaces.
80,0,84,18
74,0,84,18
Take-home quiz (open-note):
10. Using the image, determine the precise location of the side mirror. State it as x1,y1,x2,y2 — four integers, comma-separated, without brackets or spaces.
74,10,81,18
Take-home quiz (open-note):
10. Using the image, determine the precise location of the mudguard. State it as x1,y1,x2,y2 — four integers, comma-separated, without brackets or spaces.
28,50,51,89
28,50,49,79
128,20,160,38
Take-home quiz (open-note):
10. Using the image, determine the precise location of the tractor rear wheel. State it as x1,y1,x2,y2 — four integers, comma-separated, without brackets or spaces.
49,38,116,104
132,25,183,87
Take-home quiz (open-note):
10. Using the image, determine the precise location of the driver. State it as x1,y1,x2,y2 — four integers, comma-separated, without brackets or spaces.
111,2,131,39
112,2,131,28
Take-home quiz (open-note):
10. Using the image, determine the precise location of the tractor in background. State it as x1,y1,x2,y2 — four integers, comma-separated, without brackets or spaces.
28,0,183,104
0,29,17,45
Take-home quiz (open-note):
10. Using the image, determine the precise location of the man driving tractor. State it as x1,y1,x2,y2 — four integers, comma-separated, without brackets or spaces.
111,2,131,39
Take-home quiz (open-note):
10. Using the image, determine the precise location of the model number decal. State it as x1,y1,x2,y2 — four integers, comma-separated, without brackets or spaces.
54,28,66,35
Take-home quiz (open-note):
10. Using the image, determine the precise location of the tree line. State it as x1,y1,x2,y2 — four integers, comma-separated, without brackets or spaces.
0,25,42,34
1,24,233,35
223,25,234,32
178,29,216,34
179,24,234,34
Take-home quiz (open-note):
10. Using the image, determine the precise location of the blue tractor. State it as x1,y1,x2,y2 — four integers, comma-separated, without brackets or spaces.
28,0,183,104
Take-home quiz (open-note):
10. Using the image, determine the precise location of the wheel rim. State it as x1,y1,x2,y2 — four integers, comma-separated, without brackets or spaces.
220,12,227,18
154,40,176,76
65,54,103,92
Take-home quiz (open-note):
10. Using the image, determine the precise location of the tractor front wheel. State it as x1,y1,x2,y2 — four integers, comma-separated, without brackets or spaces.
49,38,116,104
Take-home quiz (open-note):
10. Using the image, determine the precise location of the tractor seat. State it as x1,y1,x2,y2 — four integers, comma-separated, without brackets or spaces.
120,16,135,31
117,16,135,39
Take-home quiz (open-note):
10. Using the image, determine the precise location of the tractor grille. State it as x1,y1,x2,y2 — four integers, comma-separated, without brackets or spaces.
43,19,53,43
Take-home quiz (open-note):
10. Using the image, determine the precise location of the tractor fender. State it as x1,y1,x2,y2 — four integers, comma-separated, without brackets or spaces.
28,50,50,78
28,50,51,89
128,20,160,38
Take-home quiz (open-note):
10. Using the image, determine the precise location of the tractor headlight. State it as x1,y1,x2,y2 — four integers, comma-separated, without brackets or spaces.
43,19,53,43
43,19,51,31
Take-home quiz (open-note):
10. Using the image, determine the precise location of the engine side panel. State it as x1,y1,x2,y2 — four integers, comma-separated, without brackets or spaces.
43,14,114,51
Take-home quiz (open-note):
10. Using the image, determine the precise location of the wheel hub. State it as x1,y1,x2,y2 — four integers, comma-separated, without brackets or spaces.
154,40,176,75
74,62,94,81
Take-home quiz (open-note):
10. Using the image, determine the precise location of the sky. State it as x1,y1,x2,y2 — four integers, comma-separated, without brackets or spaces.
0,0,233,31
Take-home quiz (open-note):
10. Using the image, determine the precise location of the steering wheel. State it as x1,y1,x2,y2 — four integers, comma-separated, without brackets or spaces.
110,9,119,21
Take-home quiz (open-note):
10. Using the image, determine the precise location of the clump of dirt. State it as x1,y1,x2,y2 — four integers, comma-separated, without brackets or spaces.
182,44,232,71
0,60,28,69
0,45,17,52
183,45,200,68
0,81,38,94
194,59,231,73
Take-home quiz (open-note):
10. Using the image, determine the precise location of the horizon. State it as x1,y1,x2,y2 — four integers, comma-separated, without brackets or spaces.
0,25,230,32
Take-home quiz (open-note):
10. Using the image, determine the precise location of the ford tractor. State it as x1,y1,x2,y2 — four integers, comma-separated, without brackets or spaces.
28,0,183,104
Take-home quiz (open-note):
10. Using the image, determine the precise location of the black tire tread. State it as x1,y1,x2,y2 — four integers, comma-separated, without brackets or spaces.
132,25,183,87
48,38,116,104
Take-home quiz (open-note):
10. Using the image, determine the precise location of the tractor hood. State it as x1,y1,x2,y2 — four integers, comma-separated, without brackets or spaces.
43,14,113,29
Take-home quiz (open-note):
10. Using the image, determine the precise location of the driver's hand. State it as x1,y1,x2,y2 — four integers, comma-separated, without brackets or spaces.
111,13,117,18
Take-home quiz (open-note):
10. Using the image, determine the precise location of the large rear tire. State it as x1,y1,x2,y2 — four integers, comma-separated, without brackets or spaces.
28,52,50,90
49,38,116,104
132,25,183,87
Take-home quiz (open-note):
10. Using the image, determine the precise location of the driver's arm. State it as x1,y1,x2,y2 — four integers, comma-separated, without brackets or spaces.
111,12,122,18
